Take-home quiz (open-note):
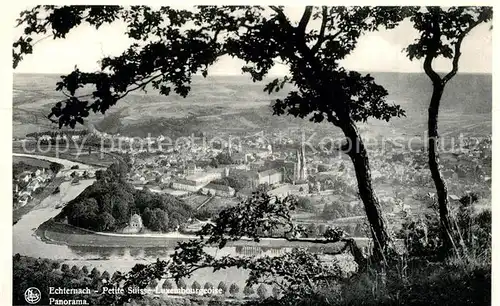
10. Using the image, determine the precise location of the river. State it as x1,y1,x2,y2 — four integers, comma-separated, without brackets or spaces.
12,154,298,288
13,153,364,291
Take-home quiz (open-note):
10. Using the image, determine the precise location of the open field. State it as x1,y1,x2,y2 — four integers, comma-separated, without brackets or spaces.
13,155,53,168
13,142,118,167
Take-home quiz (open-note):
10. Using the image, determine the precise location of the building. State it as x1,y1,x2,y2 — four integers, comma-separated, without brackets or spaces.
200,183,236,197
19,171,32,183
264,159,296,183
249,160,265,170
18,194,31,207
294,146,308,182
231,152,249,164
26,180,40,192
171,179,203,192
267,183,309,199
122,214,143,234
185,171,222,185
185,164,201,175
256,169,283,186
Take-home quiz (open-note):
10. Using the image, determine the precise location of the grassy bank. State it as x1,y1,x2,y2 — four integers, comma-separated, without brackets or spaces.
286,259,491,306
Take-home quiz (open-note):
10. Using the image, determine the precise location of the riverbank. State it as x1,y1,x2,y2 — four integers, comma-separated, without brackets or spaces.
37,219,365,251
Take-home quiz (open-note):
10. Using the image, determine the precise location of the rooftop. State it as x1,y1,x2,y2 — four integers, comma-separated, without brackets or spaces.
258,169,282,177
173,179,198,186
204,183,234,192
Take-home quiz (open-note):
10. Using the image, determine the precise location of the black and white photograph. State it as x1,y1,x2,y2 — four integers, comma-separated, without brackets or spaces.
9,5,494,306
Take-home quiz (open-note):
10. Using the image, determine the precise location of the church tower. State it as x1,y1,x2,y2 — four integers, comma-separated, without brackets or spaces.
294,149,301,182
301,145,307,180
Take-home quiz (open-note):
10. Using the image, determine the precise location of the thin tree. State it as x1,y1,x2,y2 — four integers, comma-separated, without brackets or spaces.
217,281,227,295
405,6,492,254
13,5,412,257
162,279,173,290
229,283,239,296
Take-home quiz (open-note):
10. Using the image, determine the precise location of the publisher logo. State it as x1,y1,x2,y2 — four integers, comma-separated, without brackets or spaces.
24,287,41,304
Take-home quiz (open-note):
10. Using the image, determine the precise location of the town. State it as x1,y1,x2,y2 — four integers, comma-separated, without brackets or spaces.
13,126,492,238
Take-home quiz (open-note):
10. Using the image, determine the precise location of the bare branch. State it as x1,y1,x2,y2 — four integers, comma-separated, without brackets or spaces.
32,34,51,46
270,6,290,27
297,6,313,33
311,6,328,54
442,19,484,84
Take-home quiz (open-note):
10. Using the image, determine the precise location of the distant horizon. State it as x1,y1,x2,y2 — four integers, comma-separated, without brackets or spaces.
13,71,493,76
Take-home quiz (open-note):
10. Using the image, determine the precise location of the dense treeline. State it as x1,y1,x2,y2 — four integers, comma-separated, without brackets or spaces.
210,175,248,192
209,152,234,168
13,254,104,305
60,163,193,232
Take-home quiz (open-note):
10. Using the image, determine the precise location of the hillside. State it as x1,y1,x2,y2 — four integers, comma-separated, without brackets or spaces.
13,73,491,140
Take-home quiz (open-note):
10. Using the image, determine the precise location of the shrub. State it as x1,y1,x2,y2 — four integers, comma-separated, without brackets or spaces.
51,262,61,270
162,280,173,289
149,279,158,289
272,286,281,298
257,284,268,299
176,279,187,289
243,285,254,297
204,282,213,290
229,283,239,296
398,213,442,259
61,263,70,273
217,281,227,294
191,281,201,291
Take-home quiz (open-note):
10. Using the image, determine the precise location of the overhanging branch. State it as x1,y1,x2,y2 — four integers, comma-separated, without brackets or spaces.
442,19,484,84
311,6,328,54
297,6,313,33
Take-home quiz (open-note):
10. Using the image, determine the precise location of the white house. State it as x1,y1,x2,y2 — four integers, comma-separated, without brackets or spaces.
200,183,235,197
18,194,31,207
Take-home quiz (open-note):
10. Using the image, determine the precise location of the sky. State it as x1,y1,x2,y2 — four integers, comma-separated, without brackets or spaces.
13,7,492,75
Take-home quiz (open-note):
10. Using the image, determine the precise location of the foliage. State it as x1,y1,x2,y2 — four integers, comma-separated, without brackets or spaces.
13,255,103,305
204,282,213,289
61,163,193,232
213,152,233,165
217,281,227,294
166,192,359,305
191,280,201,290
229,283,239,295
13,6,417,255
255,183,271,194
399,193,491,260
296,196,315,212
176,278,187,289
404,6,492,254
398,213,442,258
11,5,493,306
162,279,173,289
13,6,409,128
50,162,63,173
243,285,255,296
257,284,268,299
278,260,490,306
211,174,248,191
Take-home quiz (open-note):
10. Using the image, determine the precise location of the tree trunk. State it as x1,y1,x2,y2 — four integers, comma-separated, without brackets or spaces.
428,82,455,255
341,120,390,260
